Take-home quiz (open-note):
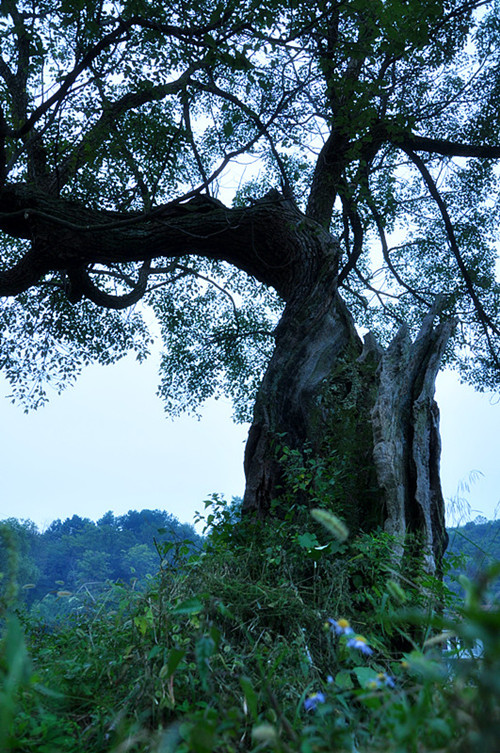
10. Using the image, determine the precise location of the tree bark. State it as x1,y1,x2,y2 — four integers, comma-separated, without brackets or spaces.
371,298,454,574
243,254,453,574
0,186,319,300
243,256,361,517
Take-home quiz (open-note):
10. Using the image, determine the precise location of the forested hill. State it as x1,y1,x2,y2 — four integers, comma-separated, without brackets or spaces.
0,509,201,616
446,514,500,572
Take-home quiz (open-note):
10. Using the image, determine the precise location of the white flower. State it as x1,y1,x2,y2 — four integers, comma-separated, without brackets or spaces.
346,635,373,655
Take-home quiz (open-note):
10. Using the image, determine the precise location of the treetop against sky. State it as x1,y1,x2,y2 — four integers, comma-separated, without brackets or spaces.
0,0,498,414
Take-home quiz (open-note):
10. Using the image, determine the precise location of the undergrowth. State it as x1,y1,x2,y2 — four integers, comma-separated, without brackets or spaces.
1,498,499,752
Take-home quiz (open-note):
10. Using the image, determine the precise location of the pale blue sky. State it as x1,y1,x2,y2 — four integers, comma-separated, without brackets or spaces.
0,353,498,531
0,353,248,532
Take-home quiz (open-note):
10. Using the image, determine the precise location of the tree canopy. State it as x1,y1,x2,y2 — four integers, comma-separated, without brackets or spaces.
0,508,200,613
0,0,499,413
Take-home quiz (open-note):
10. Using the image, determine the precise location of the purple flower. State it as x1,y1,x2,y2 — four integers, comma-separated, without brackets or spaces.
377,672,395,688
346,635,373,655
304,692,326,711
328,618,354,636
367,672,396,690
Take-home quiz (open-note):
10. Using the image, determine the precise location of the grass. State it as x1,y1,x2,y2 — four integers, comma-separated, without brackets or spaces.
1,497,500,752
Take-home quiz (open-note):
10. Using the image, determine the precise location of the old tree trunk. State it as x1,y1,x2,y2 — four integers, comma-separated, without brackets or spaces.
241,203,452,576
0,188,452,575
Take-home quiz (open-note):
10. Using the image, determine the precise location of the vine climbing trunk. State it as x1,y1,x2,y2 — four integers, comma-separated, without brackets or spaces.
243,233,454,575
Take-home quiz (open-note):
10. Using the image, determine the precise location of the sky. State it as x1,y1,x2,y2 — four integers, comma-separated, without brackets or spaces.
0,348,498,532
0,352,248,533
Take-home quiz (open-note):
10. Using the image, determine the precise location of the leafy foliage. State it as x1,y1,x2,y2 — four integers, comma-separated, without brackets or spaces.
152,260,281,420
0,0,499,412
0,287,153,408
1,498,499,752
446,516,500,598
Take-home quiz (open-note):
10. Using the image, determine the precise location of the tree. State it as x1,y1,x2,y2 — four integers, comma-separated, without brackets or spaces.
121,543,158,580
1,0,500,575
0,518,39,597
72,548,112,586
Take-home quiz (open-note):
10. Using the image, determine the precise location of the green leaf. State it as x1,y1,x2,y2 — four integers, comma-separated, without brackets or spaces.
172,597,203,615
297,532,319,550
148,645,162,660
353,667,378,688
133,615,150,635
334,669,354,689
195,635,216,691
188,718,217,753
427,718,452,738
166,647,186,678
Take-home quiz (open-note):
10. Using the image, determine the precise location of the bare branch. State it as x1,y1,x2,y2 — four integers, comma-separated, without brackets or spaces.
193,75,301,200
337,191,364,285
12,20,132,138
66,259,151,309
48,72,191,190
182,95,211,195
367,195,432,308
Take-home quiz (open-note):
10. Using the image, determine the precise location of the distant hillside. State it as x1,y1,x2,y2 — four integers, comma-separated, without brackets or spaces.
0,509,202,621
445,516,500,597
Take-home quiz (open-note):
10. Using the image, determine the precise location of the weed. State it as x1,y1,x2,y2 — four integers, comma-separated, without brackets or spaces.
0,500,499,751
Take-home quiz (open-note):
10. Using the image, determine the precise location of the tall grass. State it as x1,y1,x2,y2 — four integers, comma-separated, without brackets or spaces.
1,499,499,752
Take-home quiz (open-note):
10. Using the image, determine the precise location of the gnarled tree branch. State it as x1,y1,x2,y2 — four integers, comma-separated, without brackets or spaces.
0,186,334,302
66,259,151,309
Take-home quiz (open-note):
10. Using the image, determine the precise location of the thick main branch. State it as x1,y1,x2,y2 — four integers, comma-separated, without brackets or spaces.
0,186,336,301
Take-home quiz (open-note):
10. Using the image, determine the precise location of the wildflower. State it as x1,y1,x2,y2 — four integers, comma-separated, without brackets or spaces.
366,672,396,690
304,692,326,711
346,635,373,655
377,672,395,688
328,617,354,636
